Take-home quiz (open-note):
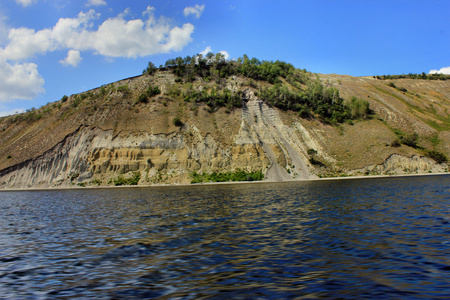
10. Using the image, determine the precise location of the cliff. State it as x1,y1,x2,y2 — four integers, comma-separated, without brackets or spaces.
0,66,448,188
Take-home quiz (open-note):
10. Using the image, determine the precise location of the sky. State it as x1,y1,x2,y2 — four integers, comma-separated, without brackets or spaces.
0,0,449,116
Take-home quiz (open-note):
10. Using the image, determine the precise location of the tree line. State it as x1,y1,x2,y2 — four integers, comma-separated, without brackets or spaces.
373,73,450,81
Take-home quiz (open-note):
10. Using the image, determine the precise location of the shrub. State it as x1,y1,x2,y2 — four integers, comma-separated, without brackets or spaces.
91,178,102,186
173,117,183,127
146,86,161,97
426,151,447,164
117,85,130,96
387,82,396,88
190,169,264,183
401,133,419,148
307,148,318,156
138,93,148,104
61,95,68,102
390,139,401,147
113,172,141,186
309,157,325,166
348,96,371,119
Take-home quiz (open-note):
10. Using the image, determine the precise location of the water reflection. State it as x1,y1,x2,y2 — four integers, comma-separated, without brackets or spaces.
0,175,449,299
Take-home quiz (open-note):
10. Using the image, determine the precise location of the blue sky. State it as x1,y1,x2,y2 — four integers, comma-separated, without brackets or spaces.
0,0,449,116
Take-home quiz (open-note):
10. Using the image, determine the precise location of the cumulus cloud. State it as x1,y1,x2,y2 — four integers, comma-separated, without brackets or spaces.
200,46,212,56
60,50,82,67
0,59,44,102
0,8,194,60
15,0,36,7
428,66,450,75
0,6,195,102
219,50,230,60
184,4,205,18
86,0,106,7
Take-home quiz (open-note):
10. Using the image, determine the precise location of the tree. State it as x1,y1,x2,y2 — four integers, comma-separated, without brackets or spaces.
143,61,157,75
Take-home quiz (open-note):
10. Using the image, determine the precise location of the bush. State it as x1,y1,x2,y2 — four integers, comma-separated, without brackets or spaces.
307,148,318,156
426,151,447,164
146,85,161,97
113,172,141,186
173,117,183,127
387,82,396,88
348,96,371,119
401,133,419,148
309,157,325,166
190,169,264,183
61,95,68,102
138,93,148,104
117,85,130,95
390,139,401,147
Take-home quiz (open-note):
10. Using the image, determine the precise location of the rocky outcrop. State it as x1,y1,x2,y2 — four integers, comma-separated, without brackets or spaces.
349,154,447,176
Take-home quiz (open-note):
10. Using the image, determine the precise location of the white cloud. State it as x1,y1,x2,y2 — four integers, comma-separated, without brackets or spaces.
60,50,82,67
0,59,44,102
86,0,106,7
428,66,450,75
15,0,36,7
200,46,212,56
184,4,205,18
0,8,194,60
0,6,195,102
219,50,230,60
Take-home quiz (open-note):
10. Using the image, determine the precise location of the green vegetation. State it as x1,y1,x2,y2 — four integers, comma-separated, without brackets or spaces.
143,52,373,124
117,84,130,96
91,178,102,186
137,85,161,104
386,82,407,92
142,61,157,75
61,95,68,102
111,172,141,186
307,148,318,156
146,85,161,97
374,73,450,81
426,151,447,164
183,87,243,111
401,133,420,149
390,132,421,149
173,117,183,127
190,169,264,183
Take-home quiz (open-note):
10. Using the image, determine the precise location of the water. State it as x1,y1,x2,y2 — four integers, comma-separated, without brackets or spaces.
0,175,449,299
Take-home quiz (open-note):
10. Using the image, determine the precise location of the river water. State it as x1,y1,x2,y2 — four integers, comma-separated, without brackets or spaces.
0,175,449,299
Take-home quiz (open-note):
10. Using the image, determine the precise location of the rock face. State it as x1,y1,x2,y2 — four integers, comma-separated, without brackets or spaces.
0,71,448,188
349,154,447,176
0,98,320,188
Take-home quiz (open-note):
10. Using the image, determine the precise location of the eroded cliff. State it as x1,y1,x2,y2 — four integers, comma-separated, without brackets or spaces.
0,68,448,188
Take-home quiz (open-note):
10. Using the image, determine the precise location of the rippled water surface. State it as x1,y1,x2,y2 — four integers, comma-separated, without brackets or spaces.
1,175,449,299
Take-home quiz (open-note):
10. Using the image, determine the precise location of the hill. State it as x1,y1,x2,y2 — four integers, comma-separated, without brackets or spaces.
0,54,448,188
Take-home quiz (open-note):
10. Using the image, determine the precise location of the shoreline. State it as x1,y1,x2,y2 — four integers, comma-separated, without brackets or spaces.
0,172,448,192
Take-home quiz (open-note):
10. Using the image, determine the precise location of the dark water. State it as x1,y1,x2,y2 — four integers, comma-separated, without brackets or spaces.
0,175,449,299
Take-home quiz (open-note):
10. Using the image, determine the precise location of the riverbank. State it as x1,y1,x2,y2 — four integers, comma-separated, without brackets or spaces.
1,172,448,192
